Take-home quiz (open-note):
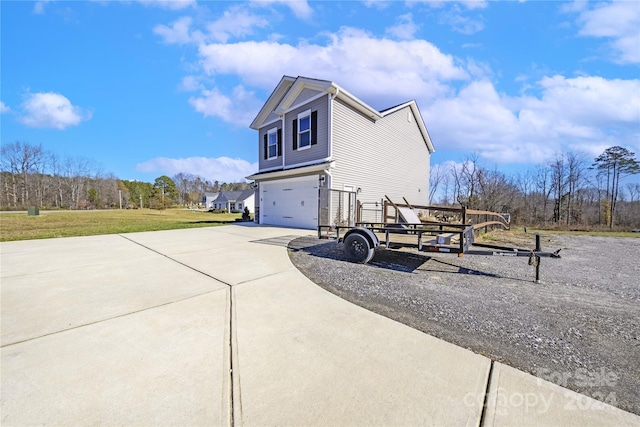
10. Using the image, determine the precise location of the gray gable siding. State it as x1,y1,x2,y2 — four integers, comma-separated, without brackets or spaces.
284,94,329,167
258,121,283,170
264,111,280,125
290,88,323,107
331,98,430,207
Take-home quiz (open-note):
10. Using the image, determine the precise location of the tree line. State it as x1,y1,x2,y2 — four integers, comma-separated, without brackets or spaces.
429,146,639,228
2,141,638,227
0,141,250,210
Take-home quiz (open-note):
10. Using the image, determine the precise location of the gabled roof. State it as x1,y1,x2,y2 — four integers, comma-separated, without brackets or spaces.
250,76,382,130
215,190,254,203
250,75,435,153
250,75,296,130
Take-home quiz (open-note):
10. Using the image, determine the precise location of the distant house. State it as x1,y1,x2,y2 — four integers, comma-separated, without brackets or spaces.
247,75,435,229
202,192,220,209
203,190,255,212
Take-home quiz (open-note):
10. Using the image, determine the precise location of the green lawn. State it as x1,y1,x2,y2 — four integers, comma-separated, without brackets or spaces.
2,210,636,243
0,209,244,242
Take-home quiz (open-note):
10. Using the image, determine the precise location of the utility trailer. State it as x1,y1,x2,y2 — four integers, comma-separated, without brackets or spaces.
318,222,475,263
317,192,561,283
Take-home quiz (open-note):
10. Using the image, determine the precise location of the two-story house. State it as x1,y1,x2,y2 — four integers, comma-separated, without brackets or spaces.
247,76,435,229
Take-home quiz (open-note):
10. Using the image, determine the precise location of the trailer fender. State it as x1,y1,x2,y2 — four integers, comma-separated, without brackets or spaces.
344,227,380,249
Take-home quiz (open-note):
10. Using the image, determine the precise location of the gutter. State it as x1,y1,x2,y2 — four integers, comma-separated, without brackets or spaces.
247,161,335,181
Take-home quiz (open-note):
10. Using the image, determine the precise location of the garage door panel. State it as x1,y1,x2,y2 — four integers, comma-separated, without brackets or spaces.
261,178,318,229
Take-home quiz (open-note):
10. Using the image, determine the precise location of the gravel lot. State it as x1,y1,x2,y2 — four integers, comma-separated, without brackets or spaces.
288,233,640,415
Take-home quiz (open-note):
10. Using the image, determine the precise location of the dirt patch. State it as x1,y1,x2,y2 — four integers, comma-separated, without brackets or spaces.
288,234,640,415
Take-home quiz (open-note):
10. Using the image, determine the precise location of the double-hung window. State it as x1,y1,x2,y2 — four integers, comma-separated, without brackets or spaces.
298,110,312,149
292,110,317,151
264,127,281,160
267,128,278,159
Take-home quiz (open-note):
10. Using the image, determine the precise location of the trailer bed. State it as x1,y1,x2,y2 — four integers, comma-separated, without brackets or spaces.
318,222,560,282
319,222,475,256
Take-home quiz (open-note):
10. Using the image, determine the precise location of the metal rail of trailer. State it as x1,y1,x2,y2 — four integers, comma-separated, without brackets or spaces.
316,190,561,282
318,222,561,283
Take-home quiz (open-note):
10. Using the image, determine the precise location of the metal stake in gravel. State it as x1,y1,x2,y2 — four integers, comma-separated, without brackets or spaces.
528,235,542,283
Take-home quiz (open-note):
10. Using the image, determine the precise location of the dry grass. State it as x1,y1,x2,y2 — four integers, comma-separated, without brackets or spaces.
0,209,243,242
479,227,639,248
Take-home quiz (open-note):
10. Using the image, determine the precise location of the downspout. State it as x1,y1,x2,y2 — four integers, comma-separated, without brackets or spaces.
325,88,339,222
280,113,286,169
329,88,339,161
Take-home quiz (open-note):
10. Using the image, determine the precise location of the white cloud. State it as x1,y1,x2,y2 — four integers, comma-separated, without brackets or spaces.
424,1,488,10
154,5,638,168
363,0,389,10
197,27,468,108
250,0,313,20
438,7,485,35
36,0,196,13
136,0,195,10
404,1,486,34
534,75,639,126
19,92,91,130
33,0,52,14
154,8,269,45
385,13,419,40
423,75,640,164
0,101,10,114
136,156,258,182
154,16,196,44
206,6,269,43
189,85,263,127
574,1,640,64
179,75,203,92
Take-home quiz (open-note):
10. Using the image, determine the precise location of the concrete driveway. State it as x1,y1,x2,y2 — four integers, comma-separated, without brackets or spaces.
1,225,638,426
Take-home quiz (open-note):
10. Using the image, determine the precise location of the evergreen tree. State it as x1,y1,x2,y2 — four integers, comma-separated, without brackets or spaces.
592,146,640,227
152,175,179,209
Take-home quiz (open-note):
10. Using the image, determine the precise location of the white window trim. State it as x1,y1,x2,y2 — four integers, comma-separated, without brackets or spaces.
267,127,278,160
297,109,312,151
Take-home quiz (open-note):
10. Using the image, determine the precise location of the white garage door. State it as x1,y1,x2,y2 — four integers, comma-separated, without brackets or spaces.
260,176,319,229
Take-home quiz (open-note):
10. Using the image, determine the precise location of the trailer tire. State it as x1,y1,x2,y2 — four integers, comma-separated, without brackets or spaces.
343,232,375,264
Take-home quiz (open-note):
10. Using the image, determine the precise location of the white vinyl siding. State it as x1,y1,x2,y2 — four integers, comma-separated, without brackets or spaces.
331,98,430,207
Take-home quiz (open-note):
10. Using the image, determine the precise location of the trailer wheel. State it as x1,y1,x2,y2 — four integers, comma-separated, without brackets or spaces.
343,232,375,263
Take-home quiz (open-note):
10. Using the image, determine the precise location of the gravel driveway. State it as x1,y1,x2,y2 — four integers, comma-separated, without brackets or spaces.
288,234,640,415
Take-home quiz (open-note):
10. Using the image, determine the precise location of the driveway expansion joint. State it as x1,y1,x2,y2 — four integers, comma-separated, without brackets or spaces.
119,234,238,425
0,288,225,348
478,360,494,427
119,234,234,287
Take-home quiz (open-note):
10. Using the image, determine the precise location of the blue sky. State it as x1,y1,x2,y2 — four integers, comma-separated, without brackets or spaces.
2,0,639,184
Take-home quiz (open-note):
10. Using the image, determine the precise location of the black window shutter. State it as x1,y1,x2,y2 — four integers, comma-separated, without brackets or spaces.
311,111,318,145
263,134,268,160
292,119,298,150
277,128,282,156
